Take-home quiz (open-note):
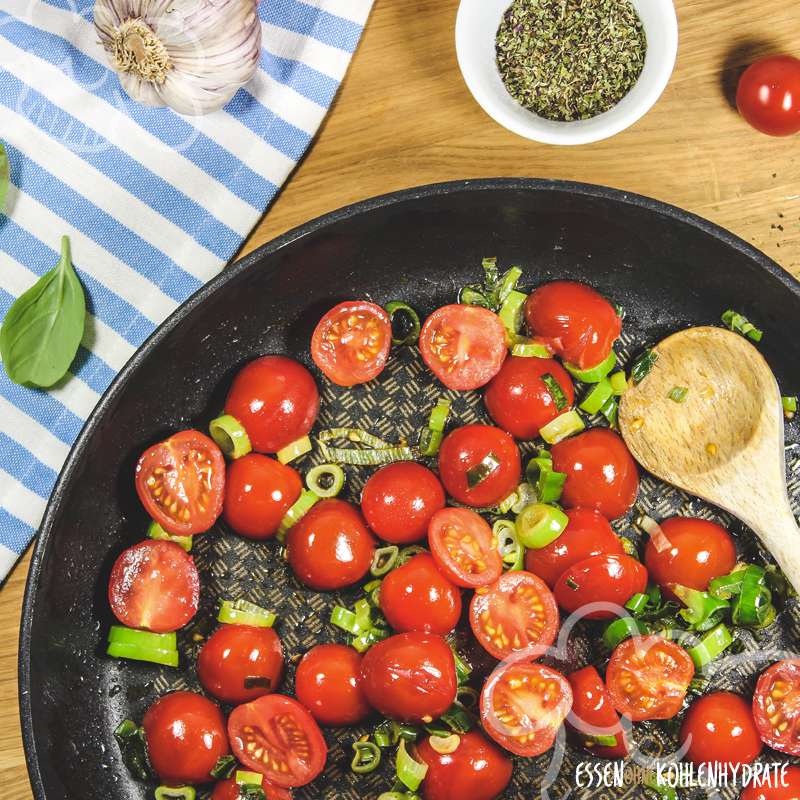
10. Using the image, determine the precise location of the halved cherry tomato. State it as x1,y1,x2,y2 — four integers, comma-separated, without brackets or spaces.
680,692,762,768
753,660,800,756
361,462,445,544
311,300,392,386
554,553,646,620
469,570,559,661
360,632,457,723
525,507,623,588
135,429,225,536
428,507,503,588
551,428,639,520
143,691,229,785
379,553,462,635
416,730,513,800
228,694,327,788
480,661,572,756
294,643,371,727
212,779,292,800
108,540,199,633
737,56,800,137
484,356,575,440
606,636,694,721
644,516,737,599
740,765,800,800
419,304,507,391
223,454,302,540
524,280,621,369
224,356,319,453
567,666,628,759
438,425,521,508
198,624,284,705
286,499,375,590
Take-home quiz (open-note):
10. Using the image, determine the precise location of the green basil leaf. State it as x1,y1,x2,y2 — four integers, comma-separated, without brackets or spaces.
0,142,8,214
0,236,86,387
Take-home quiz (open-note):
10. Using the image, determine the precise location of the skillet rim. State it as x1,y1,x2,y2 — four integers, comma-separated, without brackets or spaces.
18,177,800,800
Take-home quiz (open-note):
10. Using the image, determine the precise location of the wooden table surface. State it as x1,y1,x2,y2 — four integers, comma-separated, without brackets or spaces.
2,0,800,796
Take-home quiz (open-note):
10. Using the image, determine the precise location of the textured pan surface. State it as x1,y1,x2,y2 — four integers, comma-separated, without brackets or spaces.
19,180,800,800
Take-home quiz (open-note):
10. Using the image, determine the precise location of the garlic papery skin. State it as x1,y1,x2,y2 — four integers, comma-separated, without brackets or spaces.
94,0,262,116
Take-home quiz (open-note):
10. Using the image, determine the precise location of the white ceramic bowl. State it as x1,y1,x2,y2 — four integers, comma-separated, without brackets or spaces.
455,0,678,145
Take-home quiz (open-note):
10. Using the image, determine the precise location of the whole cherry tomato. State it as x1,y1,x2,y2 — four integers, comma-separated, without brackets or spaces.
379,553,462,635
438,425,521,508
740,766,800,800
551,428,639,520
567,666,628,758
360,632,457,723
361,462,445,544
287,499,375,590
737,55,800,137
753,660,800,756
223,454,302,539
416,730,513,800
142,691,229,785
197,624,284,705
294,643,371,726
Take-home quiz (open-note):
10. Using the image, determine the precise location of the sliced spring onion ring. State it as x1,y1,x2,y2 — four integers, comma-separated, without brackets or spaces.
428,398,452,433
277,489,320,541
440,701,473,733
631,349,658,385
374,721,393,748
429,733,461,754
609,371,628,396
235,770,263,786
351,740,382,774
535,467,566,504
147,520,192,552
511,337,552,358
210,754,237,779
305,463,345,498
371,545,400,577
525,450,552,483
331,600,373,635
365,579,383,606
624,593,649,615
579,378,613,415
494,519,524,571
783,395,797,418
643,772,678,800
106,641,179,668
466,451,501,488
397,545,428,566
108,625,176,651
318,427,391,448
321,444,417,466
498,289,527,335
114,720,150,781
497,266,523,303
155,786,196,800
586,734,619,747
708,565,749,599
209,414,252,460
722,309,762,342
672,584,729,630
450,646,473,685
351,627,390,653
688,623,733,669
602,616,647,650
510,482,537,514
600,396,619,426
541,373,568,411
418,428,443,457
515,503,568,549
457,685,479,708
277,435,312,465
667,386,688,403
218,599,276,627
397,739,428,791
496,489,519,514
539,409,585,445
385,301,422,346
565,351,616,383
377,794,408,800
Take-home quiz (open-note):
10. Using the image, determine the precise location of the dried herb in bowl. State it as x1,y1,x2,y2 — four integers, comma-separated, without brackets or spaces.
495,0,647,122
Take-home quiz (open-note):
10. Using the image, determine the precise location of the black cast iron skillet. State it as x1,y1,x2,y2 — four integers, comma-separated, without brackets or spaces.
19,179,800,800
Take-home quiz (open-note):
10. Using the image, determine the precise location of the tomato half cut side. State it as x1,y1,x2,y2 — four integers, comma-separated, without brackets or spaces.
135,429,225,536
753,659,800,756
480,661,572,756
311,300,392,386
108,540,200,632
228,694,327,788
567,666,628,759
606,636,694,721
469,570,559,661
419,304,507,391
428,507,502,588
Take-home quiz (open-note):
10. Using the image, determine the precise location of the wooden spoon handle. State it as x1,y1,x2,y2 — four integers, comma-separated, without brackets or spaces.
747,501,800,592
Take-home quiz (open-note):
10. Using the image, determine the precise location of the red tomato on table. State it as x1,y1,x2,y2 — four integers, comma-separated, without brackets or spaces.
524,280,621,369
419,304,507,390
438,425,521,508
311,300,392,386
135,429,225,536
198,624,284,705
379,553,462,635
484,356,575,439
361,462,445,544
740,766,800,800
224,355,319,453
143,691,229,785
551,428,639,520
567,666,628,758
737,56,800,137
753,659,800,757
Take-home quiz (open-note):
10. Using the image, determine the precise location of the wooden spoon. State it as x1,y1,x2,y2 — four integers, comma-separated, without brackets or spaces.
618,326,800,590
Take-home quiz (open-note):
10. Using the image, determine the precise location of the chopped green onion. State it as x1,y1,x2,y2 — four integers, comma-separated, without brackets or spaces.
108,626,176,651
631,349,658,385
440,702,473,733
731,566,773,627
722,309,763,342
643,772,678,800
579,378,613,415
496,489,518,514
277,489,319,541
418,428,443,457
672,584,729,631
351,627,390,653
238,786,266,800
498,289,527,335
427,398,451,433
566,577,579,590
392,722,420,742
385,301,421,346
466,452,501,488
211,755,237,779
459,286,490,307
147,520,192,552
600,396,619,427
377,794,410,800
331,603,371,635
516,503,568,549
396,739,428,791
624,593,649,615
318,428,391,448
667,386,688,403
305,464,345,498
276,435,312,465
321,444,417,466
783,396,797,419
585,733,619,747
565,351,617,383
541,373,568,411
106,640,179,668
209,414,252,460
428,733,461,754
688,623,733,669
535,468,566,504
708,566,748,599
539,409,585,444
511,337,552,358
235,770,262,785
602,616,647,650
155,787,196,800
374,721,393,748
456,686,479,708
365,579,383,606
447,640,473,684
397,545,428,566
609,371,628,396
510,482,536,514
525,449,552,483
218,599,276,628
497,266,523,304
494,519,524,571
371,545,400,577
351,740,382,774
114,720,151,781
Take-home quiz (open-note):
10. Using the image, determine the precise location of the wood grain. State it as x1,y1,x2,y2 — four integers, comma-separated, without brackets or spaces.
2,0,800,796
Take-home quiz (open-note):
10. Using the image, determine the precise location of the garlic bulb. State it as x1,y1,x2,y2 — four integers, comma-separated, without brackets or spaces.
94,0,262,116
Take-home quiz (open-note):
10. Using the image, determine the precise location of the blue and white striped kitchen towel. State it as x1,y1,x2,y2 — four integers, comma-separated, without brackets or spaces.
0,0,373,579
